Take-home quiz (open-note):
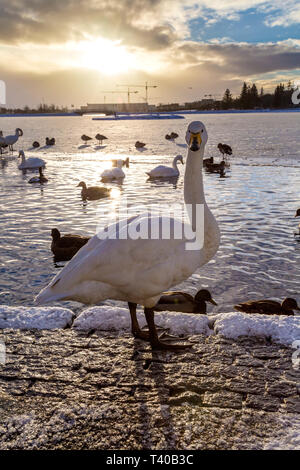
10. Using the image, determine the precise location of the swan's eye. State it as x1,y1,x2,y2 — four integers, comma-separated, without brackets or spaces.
201,130,203,133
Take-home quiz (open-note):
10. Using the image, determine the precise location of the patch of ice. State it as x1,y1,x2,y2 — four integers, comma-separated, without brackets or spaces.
0,305,73,329
213,312,300,346
73,305,212,336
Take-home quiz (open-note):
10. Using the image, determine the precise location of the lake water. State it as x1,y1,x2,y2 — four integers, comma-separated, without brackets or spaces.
0,112,299,313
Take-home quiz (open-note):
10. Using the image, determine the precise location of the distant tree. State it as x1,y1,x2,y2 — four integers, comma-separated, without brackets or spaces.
249,83,260,108
273,83,285,108
221,88,233,109
239,82,249,109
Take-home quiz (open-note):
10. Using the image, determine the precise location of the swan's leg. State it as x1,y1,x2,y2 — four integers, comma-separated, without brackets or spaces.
128,302,150,340
144,307,192,351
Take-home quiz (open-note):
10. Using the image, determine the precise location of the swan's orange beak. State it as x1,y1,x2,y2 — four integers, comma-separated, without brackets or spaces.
189,132,202,151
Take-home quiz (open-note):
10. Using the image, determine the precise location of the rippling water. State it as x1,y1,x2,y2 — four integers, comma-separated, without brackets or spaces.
0,112,299,312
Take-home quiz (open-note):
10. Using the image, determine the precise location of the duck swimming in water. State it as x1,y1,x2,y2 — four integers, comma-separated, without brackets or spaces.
28,167,48,184
77,181,111,200
234,298,300,316
51,228,90,261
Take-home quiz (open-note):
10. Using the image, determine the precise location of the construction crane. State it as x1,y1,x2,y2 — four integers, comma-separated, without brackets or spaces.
116,82,157,103
101,90,138,104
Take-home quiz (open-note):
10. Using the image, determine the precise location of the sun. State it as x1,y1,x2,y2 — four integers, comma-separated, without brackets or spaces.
77,38,137,75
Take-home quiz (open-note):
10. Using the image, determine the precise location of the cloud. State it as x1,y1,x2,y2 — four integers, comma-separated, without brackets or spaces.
0,1,300,52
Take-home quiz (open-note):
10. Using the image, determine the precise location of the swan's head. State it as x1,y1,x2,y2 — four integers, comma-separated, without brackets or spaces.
295,208,300,217
185,121,207,152
77,181,87,189
16,128,23,137
174,155,184,164
18,150,25,158
124,157,130,168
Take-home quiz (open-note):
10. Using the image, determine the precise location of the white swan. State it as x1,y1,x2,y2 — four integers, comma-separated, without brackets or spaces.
35,121,220,350
146,155,183,178
100,159,125,181
3,128,23,151
18,150,46,170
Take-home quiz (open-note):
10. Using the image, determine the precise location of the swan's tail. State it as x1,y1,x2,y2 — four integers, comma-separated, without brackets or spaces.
34,285,68,305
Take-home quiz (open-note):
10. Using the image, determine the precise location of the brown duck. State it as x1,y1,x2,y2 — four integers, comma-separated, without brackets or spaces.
234,298,300,316
77,181,111,200
51,228,90,261
154,289,217,314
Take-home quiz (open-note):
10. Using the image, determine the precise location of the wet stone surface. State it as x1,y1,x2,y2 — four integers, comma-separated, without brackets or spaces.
0,329,299,449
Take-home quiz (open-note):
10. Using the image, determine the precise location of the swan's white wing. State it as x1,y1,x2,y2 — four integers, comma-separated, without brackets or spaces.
35,214,196,305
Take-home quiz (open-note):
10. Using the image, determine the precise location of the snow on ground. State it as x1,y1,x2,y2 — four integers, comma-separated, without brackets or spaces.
0,305,74,329
73,306,299,346
72,305,212,336
212,312,300,347
0,305,299,346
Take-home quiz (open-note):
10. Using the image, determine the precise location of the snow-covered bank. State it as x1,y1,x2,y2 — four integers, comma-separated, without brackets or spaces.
0,305,73,329
0,304,299,347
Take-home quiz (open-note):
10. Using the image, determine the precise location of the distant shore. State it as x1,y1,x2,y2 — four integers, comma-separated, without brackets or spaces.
0,108,299,118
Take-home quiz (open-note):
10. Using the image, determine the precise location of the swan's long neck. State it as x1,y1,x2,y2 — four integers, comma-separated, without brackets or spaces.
184,144,220,260
172,157,180,170
184,146,205,224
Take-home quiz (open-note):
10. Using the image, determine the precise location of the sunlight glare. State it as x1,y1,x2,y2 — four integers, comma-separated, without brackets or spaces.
78,38,137,75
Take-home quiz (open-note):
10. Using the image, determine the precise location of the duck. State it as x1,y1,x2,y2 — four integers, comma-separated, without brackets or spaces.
170,132,179,139
35,121,220,351
165,134,172,140
18,150,46,170
81,135,92,144
32,141,40,148
205,159,226,176
135,141,146,149
112,157,129,168
0,131,8,154
218,143,232,157
46,137,55,146
146,155,184,178
234,298,300,316
154,289,217,313
51,228,90,262
95,134,108,145
77,181,111,200
2,128,23,151
294,208,300,240
203,156,213,168
28,167,48,184
100,160,126,181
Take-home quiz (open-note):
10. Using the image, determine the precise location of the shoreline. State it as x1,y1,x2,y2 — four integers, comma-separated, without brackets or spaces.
0,108,300,118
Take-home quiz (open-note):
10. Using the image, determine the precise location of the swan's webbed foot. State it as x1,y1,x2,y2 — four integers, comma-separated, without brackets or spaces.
144,307,193,351
159,331,189,341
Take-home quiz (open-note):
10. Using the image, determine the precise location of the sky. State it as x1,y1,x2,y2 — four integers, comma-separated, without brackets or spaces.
0,0,300,107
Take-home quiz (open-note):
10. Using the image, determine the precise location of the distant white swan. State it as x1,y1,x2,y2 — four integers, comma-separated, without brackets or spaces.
35,121,220,351
100,160,125,181
146,155,183,178
18,150,46,170
3,128,23,151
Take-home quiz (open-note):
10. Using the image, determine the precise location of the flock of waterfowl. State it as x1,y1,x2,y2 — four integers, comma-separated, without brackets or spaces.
1,122,299,350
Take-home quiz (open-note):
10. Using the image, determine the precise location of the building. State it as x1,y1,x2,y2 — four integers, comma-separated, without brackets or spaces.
80,102,151,114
